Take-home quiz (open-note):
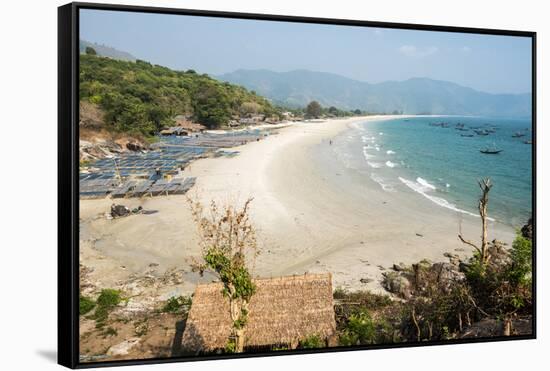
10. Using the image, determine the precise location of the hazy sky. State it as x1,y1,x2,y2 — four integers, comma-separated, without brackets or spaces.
80,9,532,94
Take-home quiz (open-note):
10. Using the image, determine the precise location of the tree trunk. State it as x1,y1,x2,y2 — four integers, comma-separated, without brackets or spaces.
235,328,245,352
229,295,249,353
478,178,492,264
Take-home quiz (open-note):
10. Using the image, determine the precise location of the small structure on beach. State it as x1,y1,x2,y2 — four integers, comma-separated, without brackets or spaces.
174,115,207,132
181,273,337,353
160,127,188,136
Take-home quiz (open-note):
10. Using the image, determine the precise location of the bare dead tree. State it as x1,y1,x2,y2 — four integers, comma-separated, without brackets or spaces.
458,178,493,265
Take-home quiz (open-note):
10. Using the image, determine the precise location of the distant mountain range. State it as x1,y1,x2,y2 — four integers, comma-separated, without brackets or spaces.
217,69,531,117
79,40,136,62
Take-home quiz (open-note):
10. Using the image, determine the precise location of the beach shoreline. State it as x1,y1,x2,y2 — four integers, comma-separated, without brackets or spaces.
79,114,516,297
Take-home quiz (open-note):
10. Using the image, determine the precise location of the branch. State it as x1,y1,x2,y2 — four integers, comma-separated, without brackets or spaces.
458,234,481,254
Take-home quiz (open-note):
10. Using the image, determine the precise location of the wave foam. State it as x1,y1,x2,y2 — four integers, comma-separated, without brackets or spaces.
362,146,375,159
367,162,383,168
386,150,396,155
416,177,436,191
371,174,395,192
398,177,490,219
386,161,397,168
361,135,375,143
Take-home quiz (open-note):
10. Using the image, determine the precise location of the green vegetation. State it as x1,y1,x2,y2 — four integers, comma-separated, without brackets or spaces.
463,230,533,318
334,289,398,346
305,101,322,118
80,54,280,135
79,295,96,315
90,289,122,328
334,226,533,345
161,295,192,314
302,100,366,119
85,46,97,55
298,335,324,349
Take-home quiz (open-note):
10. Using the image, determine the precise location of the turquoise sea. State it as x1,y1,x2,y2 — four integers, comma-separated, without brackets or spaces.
334,116,533,227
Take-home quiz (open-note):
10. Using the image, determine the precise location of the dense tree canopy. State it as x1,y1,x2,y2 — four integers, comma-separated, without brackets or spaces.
85,46,97,55
305,101,322,118
79,54,281,135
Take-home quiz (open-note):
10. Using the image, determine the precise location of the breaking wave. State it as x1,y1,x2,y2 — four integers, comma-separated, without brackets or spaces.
367,161,383,168
371,174,395,192
398,176,491,219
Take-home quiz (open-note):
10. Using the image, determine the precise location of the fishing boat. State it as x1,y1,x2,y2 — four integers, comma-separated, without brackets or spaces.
512,132,526,138
480,143,503,154
474,129,489,136
524,140,533,145
461,134,474,137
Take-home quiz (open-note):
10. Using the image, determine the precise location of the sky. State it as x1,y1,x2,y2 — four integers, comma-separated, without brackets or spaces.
80,9,532,94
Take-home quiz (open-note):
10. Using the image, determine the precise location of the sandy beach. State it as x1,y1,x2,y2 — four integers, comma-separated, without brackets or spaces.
79,115,516,296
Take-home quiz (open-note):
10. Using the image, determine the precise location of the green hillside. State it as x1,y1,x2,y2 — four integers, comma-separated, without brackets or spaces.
79,54,281,136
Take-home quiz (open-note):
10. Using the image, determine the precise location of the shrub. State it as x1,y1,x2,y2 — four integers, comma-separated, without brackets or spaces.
507,232,532,287
79,295,96,315
299,335,324,349
339,310,377,346
162,295,192,314
91,289,122,328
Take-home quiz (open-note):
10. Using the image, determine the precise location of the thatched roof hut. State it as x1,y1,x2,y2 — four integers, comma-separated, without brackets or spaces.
181,273,337,352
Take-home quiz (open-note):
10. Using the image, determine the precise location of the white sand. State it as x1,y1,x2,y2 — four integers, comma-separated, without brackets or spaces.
80,115,515,294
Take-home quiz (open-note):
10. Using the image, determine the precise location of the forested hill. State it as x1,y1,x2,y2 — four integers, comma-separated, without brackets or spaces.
79,54,281,136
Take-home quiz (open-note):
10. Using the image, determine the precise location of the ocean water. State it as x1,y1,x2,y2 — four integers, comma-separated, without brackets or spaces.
333,116,533,227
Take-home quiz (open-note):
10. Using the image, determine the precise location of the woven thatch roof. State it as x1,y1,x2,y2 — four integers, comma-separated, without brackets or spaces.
181,273,337,352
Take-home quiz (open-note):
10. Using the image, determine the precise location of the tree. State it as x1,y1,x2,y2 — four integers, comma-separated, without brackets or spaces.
240,101,262,116
305,101,322,118
189,198,259,353
85,46,97,55
458,178,493,265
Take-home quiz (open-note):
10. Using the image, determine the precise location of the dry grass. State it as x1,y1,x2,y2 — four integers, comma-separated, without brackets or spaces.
182,273,337,352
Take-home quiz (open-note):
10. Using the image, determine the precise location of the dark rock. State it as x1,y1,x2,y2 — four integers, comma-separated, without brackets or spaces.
111,204,131,218
126,141,145,151
459,316,532,338
382,271,412,299
392,263,406,272
359,278,372,284
521,218,533,240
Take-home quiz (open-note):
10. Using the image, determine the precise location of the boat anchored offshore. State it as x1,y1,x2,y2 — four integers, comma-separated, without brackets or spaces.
480,143,503,154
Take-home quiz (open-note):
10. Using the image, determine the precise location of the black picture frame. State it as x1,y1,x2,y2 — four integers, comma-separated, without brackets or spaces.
58,2,537,368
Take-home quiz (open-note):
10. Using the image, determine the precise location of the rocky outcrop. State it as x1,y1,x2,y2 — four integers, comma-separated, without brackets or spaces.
521,218,533,240
381,257,465,299
79,139,124,161
381,271,412,299
80,137,149,162
459,317,532,338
